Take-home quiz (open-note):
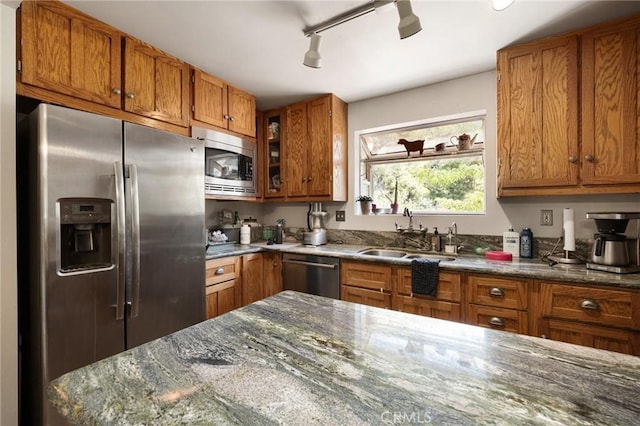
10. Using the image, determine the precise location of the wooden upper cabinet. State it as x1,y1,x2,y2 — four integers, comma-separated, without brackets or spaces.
123,37,190,127
581,17,640,185
285,94,348,201
20,1,122,108
191,67,256,137
497,35,579,195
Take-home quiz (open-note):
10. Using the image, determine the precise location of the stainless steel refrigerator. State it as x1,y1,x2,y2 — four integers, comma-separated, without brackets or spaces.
18,104,205,425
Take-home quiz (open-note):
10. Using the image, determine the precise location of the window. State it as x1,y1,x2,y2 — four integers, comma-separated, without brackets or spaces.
359,113,485,214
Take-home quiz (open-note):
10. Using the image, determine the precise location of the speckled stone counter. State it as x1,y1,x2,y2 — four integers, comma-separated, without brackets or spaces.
249,242,640,289
50,291,640,425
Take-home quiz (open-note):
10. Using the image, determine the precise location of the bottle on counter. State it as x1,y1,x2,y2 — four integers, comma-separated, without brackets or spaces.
431,227,441,252
520,227,533,258
274,223,283,244
503,226,520,258
240,224,251,245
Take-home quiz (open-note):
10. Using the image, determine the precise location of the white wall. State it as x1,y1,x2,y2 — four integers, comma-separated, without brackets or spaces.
0,2,18,425
260,71,640,241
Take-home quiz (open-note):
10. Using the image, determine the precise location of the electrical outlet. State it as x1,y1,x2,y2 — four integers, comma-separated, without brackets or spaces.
335,210,346,222
541,209,553,226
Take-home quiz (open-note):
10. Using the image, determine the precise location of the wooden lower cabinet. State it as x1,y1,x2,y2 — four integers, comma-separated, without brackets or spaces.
341,285,391,309
241,253,264,306
394,295,461,321
205,256,241,320
467,305,528,334
540,319,640,356
263,252,283,298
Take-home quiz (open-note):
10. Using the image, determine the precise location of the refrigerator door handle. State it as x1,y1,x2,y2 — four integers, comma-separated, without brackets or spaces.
129,164,141,318
114,161,126,320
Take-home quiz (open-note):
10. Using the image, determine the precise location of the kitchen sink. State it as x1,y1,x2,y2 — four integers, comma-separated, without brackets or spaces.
357,248,455,261
404,254,456,261
358,249,408,258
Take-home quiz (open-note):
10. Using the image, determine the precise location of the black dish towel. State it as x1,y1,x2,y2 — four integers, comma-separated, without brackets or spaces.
411,258,440,297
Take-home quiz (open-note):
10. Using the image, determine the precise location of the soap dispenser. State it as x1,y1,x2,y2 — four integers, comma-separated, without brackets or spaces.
431,227,441,252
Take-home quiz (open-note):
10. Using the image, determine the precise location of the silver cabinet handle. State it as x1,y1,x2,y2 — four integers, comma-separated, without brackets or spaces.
489,287,505,298
113,88,122,95
229,116,235,122
281,259,337,269
223,114,230,120
580,299,600,311
302,177,307,182
215,267,225,275
307,176,313,181
273,262,278,268
129,164,141,318
585,154,594,162
126,92,135,99
488,317,505,327
568,156,577,163
113,162,126,320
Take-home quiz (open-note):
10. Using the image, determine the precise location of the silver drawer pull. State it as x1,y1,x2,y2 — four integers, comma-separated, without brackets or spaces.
488,317,504,327
215,267,225,275
579,299,600,311
489,287,505,298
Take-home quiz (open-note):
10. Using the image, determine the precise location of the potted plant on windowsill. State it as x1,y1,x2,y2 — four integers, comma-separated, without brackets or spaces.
356,195,373,215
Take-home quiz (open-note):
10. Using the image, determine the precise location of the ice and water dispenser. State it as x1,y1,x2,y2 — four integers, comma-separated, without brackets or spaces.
58,198,113,273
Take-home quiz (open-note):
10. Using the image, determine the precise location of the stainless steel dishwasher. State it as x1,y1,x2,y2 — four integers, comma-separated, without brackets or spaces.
282,253,340,299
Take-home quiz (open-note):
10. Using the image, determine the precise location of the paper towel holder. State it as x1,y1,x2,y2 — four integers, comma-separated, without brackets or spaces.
548,208,584,265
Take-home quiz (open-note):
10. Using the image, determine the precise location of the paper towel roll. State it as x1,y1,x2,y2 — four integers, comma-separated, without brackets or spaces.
563,208,575,251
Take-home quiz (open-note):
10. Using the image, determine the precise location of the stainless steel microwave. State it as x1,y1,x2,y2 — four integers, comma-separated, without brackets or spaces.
192,127,257,197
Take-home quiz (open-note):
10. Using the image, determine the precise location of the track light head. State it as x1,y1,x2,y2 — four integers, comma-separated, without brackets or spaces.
396,0,422,39
303,33,322,68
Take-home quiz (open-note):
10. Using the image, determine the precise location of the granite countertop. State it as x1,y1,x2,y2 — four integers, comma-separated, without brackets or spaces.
210,242,640,289
50,291,640,425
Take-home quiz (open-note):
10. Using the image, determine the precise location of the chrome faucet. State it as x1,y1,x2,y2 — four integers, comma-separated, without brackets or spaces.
445,222,459,254
403,208,414,230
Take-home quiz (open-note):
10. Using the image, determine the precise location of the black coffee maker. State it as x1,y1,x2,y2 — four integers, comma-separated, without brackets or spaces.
586,212,640,274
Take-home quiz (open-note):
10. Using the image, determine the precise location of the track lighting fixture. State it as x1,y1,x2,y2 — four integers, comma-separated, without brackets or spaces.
303,33,322,68
302,0,421,68
491,0,515,11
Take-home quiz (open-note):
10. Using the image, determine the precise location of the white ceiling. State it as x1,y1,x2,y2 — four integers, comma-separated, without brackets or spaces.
64,0,640,111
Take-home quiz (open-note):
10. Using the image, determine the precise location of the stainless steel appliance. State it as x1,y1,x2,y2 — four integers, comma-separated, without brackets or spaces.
586,212,640,274
18,104,205,425
282,254,340,299
303,202,328,246
193,126,256,197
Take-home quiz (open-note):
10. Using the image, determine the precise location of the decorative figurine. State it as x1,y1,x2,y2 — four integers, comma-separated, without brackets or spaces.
397,138,425,156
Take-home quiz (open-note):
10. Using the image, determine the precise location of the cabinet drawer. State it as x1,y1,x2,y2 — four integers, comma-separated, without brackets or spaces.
341,261,392,292
541,319,640,356
540,282,640,330
467,305,528,334
396,268,461,301
341,285,391,309
467,274,529,310
394,294,461,322
206,257,240,286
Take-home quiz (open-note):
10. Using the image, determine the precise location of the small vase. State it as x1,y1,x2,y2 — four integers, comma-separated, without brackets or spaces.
360,201,372,215
391,203,399,214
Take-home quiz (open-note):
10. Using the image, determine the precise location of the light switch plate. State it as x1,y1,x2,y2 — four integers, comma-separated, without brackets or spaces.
541,209,553,226
336,210,346,221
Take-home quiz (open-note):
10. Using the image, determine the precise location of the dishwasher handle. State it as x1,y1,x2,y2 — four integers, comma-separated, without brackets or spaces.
282,259,338,269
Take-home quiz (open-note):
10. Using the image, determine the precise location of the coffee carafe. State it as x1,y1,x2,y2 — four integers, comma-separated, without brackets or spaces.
586,212,640,274
303,202,328,246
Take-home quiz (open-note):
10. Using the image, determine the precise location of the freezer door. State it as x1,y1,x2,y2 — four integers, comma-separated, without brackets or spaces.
124,123,205,349
23,104,125,426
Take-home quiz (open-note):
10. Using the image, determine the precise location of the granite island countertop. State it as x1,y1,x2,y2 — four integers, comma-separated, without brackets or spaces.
50,291,640,425
209,242,640,289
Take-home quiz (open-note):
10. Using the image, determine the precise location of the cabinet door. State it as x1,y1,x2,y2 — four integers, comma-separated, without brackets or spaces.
394,295,461,322
264,109,286,198
263,252,283,298
123,37,190,127
497,35,579,193
192,68,227,129
242,253,264,306
217,280,240,316
341,261,392,292
541,319,640,356
228,85,256,137
205,285,218,319
21,1,122,108
341,285,391,309
307,96,332,197
286,101,308,197
396,268,461,301
467,274,529,310
582,18,640,185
